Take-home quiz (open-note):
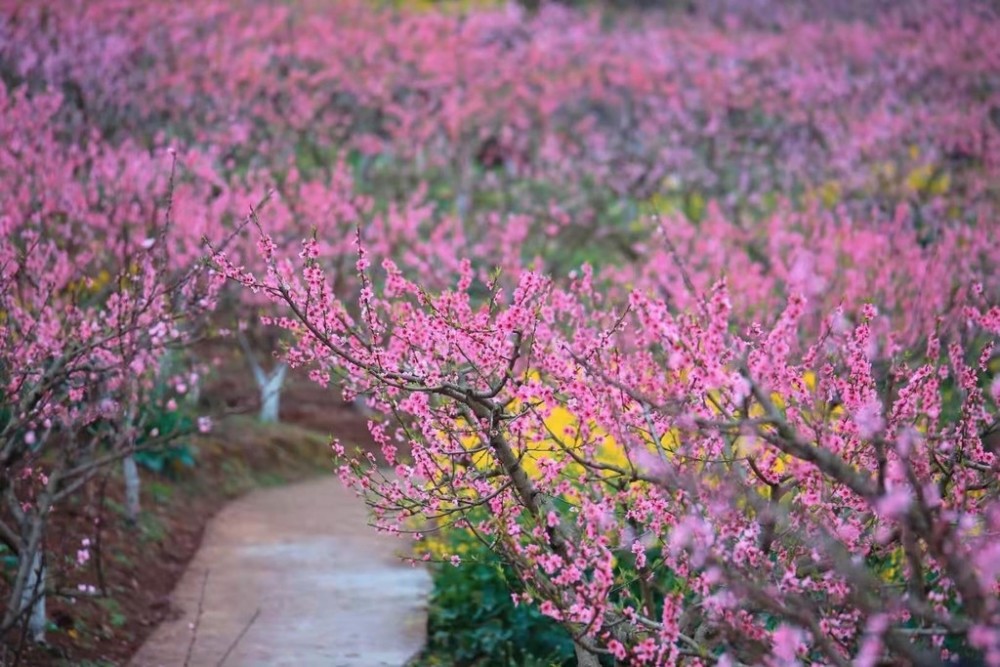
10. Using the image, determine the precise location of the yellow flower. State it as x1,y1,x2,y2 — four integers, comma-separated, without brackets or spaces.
394,0,504,13
807,180,842,208
905,163,950,196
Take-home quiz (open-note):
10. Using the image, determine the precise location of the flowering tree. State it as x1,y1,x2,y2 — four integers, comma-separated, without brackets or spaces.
0,88,219,642
6,0,998,219
217,201,1000,665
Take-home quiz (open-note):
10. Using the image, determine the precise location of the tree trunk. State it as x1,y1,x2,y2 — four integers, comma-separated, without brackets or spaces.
20,550,46,643
254,362,288,424
352,394,375,418
237,330,288,423
123,454,141,524
4,477,56,642
575,641,601,667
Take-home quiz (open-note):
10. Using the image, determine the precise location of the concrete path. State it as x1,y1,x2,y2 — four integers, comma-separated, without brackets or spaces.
130,476,431,667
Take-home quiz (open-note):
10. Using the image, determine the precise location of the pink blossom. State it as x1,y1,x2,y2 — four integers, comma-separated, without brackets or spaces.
770,624,805,666
853,401,885,439
875,488,912,520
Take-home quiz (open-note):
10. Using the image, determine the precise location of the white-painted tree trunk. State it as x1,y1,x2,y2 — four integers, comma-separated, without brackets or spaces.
352,394,375,418
123,453,141,524
455,190,471,223
253,362,288,424
19,550,46,643
237,330,288,424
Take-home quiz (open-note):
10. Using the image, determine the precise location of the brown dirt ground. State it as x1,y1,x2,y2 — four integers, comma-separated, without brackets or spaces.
0,340,378,666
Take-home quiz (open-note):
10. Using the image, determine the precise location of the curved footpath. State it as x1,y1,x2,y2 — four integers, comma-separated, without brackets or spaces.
130,476,431,667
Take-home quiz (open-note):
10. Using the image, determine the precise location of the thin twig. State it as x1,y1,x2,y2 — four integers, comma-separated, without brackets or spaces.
183,569,211,667
216,607,261,667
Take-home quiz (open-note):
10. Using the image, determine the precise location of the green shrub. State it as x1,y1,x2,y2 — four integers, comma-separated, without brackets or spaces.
133,400,197,477
415,529,576,667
